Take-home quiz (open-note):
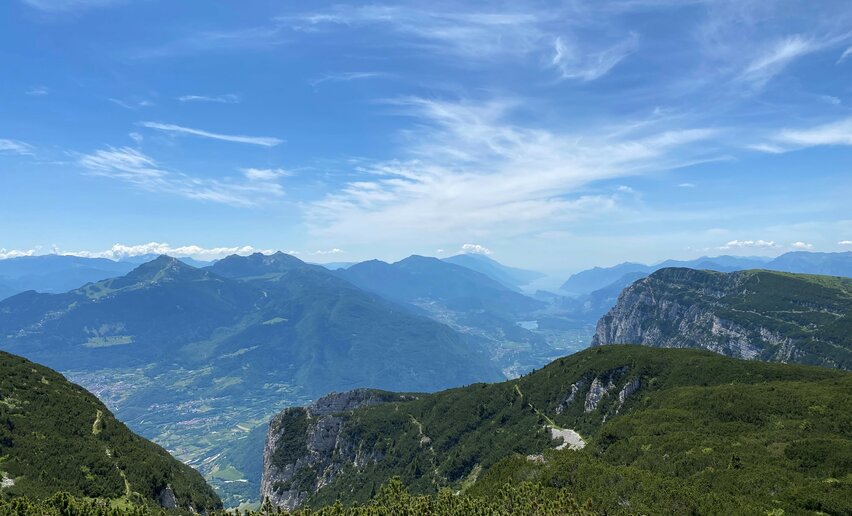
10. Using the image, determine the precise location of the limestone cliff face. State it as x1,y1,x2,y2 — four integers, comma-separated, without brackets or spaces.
591,267,850,368
260,389,398,511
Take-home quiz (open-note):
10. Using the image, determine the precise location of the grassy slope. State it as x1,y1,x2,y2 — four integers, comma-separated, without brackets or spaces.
0,351,221,511
287,346,850,514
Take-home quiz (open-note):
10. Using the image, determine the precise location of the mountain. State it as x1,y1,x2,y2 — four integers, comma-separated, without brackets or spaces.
0,253,501,506
559,255,770,295
118,253,214,268
0,350,220,511
336,256,557,377
593,268,852,369
0,255,135,296
339,255,544,317
442,254,545,290
558,261,652,296
0,282,13,301
766,251,852,276
316,262,356,270
261,345,852,514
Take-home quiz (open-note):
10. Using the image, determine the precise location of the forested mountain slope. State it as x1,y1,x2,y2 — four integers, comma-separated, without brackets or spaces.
0,350,220,511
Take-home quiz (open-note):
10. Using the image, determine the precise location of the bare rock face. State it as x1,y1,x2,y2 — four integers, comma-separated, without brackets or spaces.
590,267,837,366
156,484,177,510
260,389,395,511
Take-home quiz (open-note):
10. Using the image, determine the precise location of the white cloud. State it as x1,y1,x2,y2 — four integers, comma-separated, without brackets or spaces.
551,33,638,81
791,241,813,250
738,35,817,89
25,86,49,96
77,147,286,206
178,94,241,104
819,95,841,105
719,239,779,250
109,98,155,110
309,72,386,86
839,240,852,245
0,139,34,155
0,248,36,260
837,46,852,64
128,132,143,145
678,183,696,188
61,242,272,261
460,243,492,255
139,121,283,147
308,96,721,244
312,248,344,255
284,6,546,60
775,117,852,147
241,168,292,181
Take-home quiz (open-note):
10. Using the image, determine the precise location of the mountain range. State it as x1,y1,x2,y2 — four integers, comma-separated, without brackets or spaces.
559,251,852,295
0,253,506,506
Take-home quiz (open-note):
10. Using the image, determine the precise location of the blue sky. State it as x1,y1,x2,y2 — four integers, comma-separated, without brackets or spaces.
1,0,851,273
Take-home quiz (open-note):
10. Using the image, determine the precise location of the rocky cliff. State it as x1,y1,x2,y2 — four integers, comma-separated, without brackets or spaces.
592,267,852,369
260,389,408,510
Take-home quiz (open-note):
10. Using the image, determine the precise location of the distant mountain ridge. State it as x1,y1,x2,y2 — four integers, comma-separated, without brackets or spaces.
0,254,213,299
593,268,852,369
338,255,544,318
441,253,545,290
561,251,852,295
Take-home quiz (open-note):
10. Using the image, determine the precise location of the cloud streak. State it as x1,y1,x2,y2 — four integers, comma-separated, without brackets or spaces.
139,122,283,147
77,147,286,206
307,96,722,244
178,94,241,104
0,139,34,155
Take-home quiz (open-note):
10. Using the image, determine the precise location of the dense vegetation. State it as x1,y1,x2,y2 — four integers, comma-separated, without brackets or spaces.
595,268,852,369
0,351,220,511
2,479,595,515
267,346,852,514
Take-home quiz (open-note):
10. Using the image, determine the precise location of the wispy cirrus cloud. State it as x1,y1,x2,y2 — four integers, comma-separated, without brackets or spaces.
177,94,241,104
750,116,852,154
737,35,818,89
25,86,49,96
309,72,387,87
0,138,35,156
109,97,155,110
77,147,287,206
551,33,638,81
307,95,722,244
139,121,283,147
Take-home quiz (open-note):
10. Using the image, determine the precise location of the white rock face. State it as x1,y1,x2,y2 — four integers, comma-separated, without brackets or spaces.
0,472,13,489
549,427,585,450
591,268,809,364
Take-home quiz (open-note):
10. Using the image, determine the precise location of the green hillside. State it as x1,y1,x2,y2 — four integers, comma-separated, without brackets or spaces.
264,345,852,515
0,350,220,511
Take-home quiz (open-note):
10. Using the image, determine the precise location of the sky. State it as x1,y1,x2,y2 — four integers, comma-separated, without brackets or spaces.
1,0,851,274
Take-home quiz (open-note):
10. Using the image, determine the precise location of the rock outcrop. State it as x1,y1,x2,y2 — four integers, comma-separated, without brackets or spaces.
592,268,852,370
260,389,400,510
